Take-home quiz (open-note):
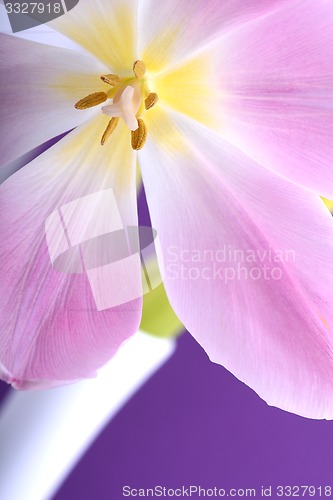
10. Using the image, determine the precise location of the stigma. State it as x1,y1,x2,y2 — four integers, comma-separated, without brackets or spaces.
74,61,158,150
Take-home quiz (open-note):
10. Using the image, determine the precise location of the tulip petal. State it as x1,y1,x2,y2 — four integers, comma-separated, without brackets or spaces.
139,0,293,72
0,34,110,167
48,0,138,73
140,108,333,418
213,0,333,198
0,115,142,388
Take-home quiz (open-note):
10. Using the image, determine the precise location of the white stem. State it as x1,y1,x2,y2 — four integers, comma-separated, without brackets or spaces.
0,332,175,500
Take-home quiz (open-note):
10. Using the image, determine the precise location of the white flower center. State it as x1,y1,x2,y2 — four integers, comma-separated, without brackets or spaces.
74,60,158,150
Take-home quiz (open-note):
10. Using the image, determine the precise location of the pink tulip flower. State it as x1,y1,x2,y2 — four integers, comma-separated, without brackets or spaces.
1,0,333,419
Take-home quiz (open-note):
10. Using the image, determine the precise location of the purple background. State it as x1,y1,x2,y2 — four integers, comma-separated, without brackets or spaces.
1,332,333,499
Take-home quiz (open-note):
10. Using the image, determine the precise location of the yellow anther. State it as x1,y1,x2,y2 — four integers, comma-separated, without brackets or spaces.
100,74,121,86
74,61,157,151
131,119,147,150
133,60,146,79
101,117,120,146
145,92,159,110
75,92,108,110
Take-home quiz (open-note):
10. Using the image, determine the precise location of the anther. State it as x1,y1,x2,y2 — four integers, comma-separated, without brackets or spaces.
75,92,108,110
100,74,121,86
133,60,146,79
145,92,159,110
101,117,120,145
131,119,147,150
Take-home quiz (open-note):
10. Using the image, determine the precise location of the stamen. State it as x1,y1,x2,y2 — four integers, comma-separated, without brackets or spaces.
145,92,159,110
75,61,157,150
75,92,108,110
131,119,147,150
100,74,121,86
133,60,146,79
101,117,120,146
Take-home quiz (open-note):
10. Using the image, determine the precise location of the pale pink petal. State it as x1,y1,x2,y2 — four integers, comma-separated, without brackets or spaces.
0,34,110,167
214,0,333,198
139,109,333,418
139,0,293,72
0,116,142,389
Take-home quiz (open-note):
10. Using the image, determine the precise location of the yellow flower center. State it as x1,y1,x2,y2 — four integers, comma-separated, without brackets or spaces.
74,60,158,150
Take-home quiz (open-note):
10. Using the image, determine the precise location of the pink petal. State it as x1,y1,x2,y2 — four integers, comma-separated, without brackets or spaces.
48,0,292,73
139,0,293,71
0,34,109,168
0,116,142,389
139,109,333,418
215,0,333,198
